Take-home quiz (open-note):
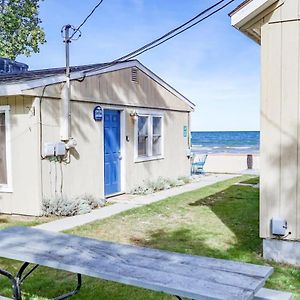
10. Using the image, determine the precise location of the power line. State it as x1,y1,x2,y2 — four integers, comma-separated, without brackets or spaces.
69,0,105,40
84,0,235,74
124,0,235,61
115,0,226,62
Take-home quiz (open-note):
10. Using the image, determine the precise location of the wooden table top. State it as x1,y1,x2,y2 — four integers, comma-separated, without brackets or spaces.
0,227,273,300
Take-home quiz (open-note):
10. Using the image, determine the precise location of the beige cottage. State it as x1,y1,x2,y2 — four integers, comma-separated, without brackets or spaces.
230,0,300,265
0,60,194,216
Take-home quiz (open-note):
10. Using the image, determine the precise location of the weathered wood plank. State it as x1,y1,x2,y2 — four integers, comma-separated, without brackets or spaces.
280,20,299,240
260,22,282,238
0,227,273,300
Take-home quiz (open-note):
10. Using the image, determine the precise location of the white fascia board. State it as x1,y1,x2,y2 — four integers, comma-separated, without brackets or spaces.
231,0,278,29
0,60,195,110
0,73,82,96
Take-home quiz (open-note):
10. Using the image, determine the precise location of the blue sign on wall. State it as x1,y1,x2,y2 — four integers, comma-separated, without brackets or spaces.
93,106,103,121
183,126,188,137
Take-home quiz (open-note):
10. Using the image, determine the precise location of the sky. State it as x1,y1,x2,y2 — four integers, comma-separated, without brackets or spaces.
19,0,261,132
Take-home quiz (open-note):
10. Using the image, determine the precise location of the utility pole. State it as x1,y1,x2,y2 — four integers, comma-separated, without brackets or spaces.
61,24,72,141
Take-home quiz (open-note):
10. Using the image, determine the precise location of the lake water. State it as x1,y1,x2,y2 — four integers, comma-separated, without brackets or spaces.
191,131,260,154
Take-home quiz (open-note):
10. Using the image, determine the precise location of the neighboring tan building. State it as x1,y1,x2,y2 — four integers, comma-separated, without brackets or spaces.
230,0,300,265
0,60,194,215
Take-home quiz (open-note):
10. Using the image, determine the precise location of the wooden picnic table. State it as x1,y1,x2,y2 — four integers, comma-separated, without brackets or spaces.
0,226,274,300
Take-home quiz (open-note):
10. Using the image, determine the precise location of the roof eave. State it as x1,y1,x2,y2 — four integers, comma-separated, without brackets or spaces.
230,0,278,31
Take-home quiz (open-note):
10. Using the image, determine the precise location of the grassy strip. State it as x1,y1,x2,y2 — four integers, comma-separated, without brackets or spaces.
240,176,259,185
0,215,49,230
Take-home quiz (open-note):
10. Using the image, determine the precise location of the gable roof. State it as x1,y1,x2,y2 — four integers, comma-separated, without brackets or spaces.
0,60,195,109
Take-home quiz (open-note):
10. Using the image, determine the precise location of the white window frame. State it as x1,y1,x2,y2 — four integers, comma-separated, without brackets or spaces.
0,105,12,193
134,111,164,163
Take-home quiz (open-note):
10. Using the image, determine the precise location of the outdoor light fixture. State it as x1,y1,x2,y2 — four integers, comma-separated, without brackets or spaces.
129,110,139,121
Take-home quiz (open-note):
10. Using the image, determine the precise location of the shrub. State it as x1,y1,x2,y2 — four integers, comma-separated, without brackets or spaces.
42,194,106,217
131,181,155,195
131,176,191,195
75,194,99,210
77,199,92,215
175,179,185,186
42,196,78,217
178,176,191,184
151,177,170,191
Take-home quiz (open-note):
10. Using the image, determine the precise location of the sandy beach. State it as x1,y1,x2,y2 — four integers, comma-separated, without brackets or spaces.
203,153,260,174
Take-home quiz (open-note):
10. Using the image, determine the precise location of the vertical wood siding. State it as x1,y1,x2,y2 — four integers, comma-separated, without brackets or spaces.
28,68,193,112
0,95,41,215
260,0,300,239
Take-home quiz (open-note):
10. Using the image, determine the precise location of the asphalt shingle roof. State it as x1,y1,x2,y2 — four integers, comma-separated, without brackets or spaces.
0,62,111,85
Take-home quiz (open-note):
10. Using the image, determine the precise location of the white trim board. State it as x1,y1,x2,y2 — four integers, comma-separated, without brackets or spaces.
0,105,13,193
230,0,279,29
0,60,195,110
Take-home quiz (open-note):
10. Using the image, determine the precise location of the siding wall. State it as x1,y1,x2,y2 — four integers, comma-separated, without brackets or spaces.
40,99,190,200
125,110,190,191
40,99,104,200
0,96,41,215
258,0,300,239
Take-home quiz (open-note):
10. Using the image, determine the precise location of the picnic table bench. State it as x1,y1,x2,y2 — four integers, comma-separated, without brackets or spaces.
0,227,292,300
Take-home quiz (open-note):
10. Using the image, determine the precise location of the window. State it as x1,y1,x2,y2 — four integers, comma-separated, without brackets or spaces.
152,117,162,156
0,106,11,192
136,113,163,161
138,116,148,156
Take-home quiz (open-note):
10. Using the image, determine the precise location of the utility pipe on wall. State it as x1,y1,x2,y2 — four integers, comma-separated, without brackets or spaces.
61,24,71,141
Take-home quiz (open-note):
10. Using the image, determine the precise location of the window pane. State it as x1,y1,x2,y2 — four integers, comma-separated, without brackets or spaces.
138,116,148,136
152,136,161,156
153,117,161,135
0,113,7,184
152,117,162,156
138,116,148,156
138,136,147,156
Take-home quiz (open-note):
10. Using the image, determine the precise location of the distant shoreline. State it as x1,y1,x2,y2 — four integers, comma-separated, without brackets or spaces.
203,152,260,157
191,131,260,156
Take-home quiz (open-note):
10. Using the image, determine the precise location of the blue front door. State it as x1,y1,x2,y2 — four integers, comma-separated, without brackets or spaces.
104,110,121,196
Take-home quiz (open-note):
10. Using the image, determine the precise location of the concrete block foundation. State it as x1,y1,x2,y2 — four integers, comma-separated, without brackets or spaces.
263,238,300,266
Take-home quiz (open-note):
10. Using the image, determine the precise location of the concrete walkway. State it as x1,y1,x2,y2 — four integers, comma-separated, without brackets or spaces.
35,174,237,232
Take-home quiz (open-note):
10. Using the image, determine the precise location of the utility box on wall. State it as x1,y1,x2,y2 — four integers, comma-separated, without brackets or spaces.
271,218,287,236
43,143,55,157
55,142,66,156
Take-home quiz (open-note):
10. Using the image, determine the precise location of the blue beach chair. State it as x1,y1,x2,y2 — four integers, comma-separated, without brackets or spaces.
191,154,208,174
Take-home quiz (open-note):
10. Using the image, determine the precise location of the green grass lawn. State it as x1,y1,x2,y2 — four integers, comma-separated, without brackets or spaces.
0,175,299,299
